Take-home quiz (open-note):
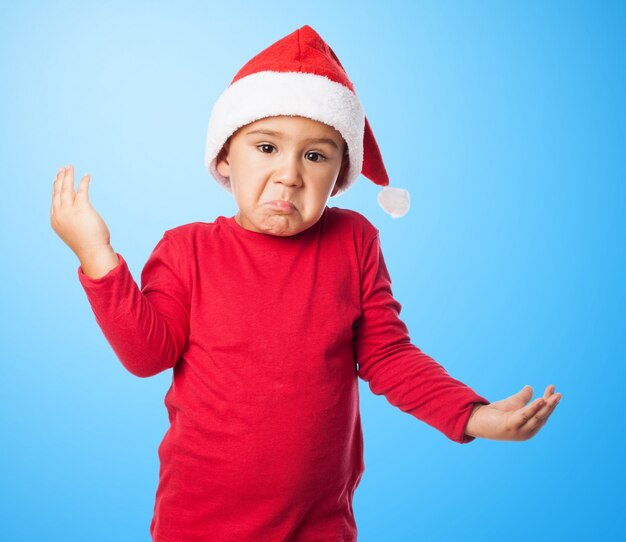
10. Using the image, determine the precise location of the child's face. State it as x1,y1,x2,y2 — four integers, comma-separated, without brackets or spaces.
216,115,348,236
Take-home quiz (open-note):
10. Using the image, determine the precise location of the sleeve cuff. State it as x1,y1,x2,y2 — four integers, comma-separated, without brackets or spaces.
455,395,491,444
77,253,124,286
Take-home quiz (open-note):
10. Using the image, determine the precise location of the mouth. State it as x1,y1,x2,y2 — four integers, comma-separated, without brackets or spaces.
266,200,296,212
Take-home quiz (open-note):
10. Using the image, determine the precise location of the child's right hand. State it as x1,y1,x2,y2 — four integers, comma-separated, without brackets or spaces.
50,164,118,277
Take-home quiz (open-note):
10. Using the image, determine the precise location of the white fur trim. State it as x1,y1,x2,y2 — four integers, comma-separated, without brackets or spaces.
204,71,365,196
377,186,410,218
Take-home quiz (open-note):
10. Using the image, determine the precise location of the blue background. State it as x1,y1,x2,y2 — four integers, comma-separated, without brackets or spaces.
2,1,624,540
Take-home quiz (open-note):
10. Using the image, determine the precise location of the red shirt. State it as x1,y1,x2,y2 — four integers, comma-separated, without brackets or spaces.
78,206,489,541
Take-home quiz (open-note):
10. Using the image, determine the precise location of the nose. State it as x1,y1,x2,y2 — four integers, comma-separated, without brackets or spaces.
273,152,303,187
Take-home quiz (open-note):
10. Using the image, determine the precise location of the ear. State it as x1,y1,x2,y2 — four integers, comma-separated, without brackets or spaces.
215,143,230,178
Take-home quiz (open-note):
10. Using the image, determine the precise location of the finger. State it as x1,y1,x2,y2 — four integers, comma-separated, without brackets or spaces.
52,167,63,195
75,174,91,204
52,167,64,206
60,164,75,207
513,397,545,429
543,384,556,400
549,392,562,409
522,393,562,436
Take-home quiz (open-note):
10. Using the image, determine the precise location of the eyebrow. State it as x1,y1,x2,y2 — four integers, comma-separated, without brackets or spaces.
244,129,340,150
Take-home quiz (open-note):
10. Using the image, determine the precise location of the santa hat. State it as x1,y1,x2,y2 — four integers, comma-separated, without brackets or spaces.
204,25,410,218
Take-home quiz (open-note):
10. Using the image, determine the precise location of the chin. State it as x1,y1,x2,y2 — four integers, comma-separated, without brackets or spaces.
265,224,304,237
259,214,304,236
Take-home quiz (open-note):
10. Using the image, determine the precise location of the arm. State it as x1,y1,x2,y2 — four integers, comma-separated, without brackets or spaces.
354,233,490,443
77,236,190,377
51,164,189,377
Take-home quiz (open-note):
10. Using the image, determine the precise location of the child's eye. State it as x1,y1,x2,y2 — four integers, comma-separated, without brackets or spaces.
306,152,326,162
257,144,276,154
256,145,326,162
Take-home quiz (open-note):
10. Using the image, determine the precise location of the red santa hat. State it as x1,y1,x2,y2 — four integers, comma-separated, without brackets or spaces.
204,24,410,218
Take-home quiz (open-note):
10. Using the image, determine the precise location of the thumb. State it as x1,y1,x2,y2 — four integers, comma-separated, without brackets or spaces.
516,385,534,403
492,385,534,411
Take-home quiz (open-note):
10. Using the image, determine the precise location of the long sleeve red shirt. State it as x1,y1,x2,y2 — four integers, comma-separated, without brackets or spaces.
77,206,490,542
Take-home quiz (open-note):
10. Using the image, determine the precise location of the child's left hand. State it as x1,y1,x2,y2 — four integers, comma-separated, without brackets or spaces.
465,385,562,441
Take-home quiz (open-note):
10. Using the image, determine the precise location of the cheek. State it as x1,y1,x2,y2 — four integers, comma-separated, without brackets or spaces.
231,177,265,206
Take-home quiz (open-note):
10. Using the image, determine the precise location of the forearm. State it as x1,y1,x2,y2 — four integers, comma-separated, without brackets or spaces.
358,343,490,443
78,252,188,377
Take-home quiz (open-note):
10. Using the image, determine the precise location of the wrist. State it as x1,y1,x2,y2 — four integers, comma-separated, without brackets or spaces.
78,244,119,279
465,403,487,438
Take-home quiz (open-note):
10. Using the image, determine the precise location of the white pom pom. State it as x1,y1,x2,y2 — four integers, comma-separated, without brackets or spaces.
377,186,410,218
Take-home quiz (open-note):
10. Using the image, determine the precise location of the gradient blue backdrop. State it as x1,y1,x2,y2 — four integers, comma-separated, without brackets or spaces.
2,1,624,540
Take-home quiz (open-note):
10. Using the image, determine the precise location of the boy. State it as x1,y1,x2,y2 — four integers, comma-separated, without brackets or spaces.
50,25,561,542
